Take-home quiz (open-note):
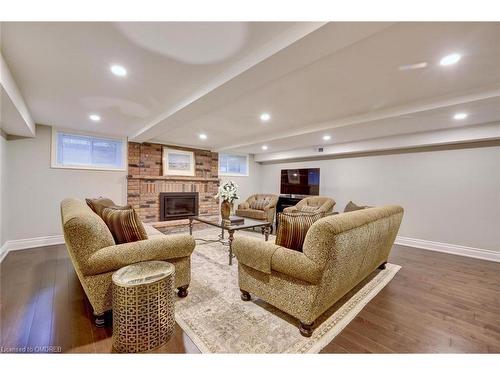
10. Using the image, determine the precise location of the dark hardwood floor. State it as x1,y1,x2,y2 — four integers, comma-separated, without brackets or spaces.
1,240,499,353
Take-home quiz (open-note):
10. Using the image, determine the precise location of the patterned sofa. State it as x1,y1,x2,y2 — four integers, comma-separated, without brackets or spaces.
235,194,279,226
283,196,336,216
233,205,404,336
60,198,195,326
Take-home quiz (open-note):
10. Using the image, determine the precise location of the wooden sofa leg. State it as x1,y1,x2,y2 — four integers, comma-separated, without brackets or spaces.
177,285,189,298
94,312,106,328
299,321,314,337
378,261,387,270
240,289,251,301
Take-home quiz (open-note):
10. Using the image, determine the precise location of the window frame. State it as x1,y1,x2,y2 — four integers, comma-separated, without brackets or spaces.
51,127,127,172
218,152,249,177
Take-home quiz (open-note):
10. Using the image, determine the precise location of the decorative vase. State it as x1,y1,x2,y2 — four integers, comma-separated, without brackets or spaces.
221,200,231,220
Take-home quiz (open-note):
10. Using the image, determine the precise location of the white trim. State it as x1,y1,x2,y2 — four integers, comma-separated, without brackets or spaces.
0,242,8,263
49,164,126,172
0,235,65,263
51,127,127,171
395,236,500,263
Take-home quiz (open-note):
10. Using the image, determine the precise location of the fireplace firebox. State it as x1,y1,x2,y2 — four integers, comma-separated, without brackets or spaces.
159,192,199,221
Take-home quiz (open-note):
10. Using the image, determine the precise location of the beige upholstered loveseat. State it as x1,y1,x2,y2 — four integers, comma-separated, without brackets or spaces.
233,205,404,336
235,194,279,225
60,198,195,326
283,196,336,216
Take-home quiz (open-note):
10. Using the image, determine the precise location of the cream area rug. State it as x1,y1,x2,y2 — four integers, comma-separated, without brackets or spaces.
175,227,401,353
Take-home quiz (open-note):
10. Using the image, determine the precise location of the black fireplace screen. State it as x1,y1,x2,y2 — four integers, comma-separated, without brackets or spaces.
160,192,199,221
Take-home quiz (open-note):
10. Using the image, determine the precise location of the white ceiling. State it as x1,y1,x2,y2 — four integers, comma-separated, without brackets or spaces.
1,22,500,155
234,96,500,155
1,22,317,137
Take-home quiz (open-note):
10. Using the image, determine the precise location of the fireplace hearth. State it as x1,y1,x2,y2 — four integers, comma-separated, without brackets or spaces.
160,192,199,221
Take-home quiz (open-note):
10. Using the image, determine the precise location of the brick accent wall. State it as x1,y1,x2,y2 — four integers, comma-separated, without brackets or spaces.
127,142,220,222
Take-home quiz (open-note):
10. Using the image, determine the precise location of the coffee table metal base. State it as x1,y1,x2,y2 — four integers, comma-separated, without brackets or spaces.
188,217,270,265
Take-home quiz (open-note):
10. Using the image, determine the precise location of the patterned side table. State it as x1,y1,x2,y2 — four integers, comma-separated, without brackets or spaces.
112,261,175,353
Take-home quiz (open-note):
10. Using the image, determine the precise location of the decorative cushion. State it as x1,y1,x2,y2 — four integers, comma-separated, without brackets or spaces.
85,197,132,217
275,212,323,252
299,205,318,213
101,207,148,244
235,208,267,221
344,201,370,213
86,197,131,217
250,198,270,211
238,202,250,210
86,197,115,216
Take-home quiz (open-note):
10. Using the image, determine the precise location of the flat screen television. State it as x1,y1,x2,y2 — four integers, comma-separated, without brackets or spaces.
280,168,320,196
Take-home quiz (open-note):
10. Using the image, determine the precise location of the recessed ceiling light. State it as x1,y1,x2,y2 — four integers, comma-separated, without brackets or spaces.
199,133,207,140
440,53,461,66
110,64,127,77
322,135,331,141
261,145,268,150
398,62,428,71
453,112,468,120
260,113,271,122
89,114,101,122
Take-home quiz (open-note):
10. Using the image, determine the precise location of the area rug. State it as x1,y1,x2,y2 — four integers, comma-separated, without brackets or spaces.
175,227,401,353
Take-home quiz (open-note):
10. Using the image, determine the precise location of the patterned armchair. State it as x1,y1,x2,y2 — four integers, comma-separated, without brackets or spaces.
233,205,404,337
283,196,335,216
235,194,279,225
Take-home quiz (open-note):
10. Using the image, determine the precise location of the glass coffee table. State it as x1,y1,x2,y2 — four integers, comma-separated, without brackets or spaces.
188,215,271,265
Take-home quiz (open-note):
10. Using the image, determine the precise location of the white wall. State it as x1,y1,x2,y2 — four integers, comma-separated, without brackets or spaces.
5,124,127,241
220,154,261,208
0,131,7,247
259,145,500,252
4,123,499,255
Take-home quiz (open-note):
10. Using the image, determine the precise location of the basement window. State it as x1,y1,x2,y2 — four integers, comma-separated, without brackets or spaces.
51,128,126,171
218,153,249,176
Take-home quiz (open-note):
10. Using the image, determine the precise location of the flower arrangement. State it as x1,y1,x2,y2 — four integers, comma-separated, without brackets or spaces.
215,180,239,203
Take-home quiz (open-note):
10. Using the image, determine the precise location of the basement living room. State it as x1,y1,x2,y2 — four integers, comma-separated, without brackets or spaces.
1,3,499,370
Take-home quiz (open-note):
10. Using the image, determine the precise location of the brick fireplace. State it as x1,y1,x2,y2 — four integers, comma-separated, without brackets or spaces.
127,142,219,223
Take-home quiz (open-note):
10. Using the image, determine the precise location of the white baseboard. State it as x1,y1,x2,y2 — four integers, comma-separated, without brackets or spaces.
0,242,8,263
0,235,65,263
1,234,498,264
395,236,500,262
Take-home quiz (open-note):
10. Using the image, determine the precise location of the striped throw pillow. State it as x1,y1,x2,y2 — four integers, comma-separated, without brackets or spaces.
250,198,270,210
101,207,148,244
299,205,319,213
275,212,323,252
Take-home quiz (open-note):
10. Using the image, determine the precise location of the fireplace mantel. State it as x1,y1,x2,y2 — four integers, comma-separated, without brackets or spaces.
127,175,219,182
